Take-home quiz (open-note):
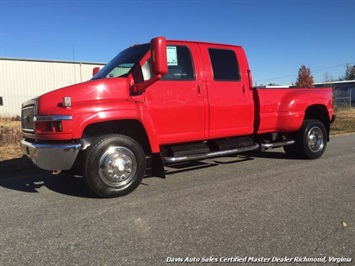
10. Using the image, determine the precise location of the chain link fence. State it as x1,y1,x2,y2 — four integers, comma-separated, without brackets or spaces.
333,87,353,109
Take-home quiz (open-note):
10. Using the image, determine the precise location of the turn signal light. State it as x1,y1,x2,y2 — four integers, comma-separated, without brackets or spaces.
35,121,63,133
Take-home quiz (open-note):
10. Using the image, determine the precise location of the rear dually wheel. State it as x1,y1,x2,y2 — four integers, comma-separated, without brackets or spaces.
284,119,327,159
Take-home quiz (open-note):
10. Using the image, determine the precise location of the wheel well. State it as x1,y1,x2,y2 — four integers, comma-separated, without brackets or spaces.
304,105,330,140
82,120,151,154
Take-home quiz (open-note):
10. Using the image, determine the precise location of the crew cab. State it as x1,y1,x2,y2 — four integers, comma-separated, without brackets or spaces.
21,37,335,197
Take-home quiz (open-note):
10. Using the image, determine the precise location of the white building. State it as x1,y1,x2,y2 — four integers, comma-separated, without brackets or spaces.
0,58,105,117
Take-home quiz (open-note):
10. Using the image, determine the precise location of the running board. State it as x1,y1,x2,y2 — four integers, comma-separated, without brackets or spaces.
260,140,295,150
162,143,260,164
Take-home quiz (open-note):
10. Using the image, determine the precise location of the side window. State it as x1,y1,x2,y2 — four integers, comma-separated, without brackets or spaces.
106,64,132,78
162,46,195,80
208,48,240,81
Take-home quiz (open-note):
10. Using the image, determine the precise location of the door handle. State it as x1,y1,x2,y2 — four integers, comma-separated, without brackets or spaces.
197,84,201,95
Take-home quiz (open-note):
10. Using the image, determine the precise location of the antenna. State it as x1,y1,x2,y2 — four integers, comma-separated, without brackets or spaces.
72,44,76,62
72,44,77,82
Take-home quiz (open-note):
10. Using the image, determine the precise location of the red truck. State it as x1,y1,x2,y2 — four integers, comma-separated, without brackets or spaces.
21,37,335,197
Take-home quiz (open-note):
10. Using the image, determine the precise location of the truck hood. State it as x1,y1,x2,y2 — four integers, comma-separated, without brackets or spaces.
37,78,130,115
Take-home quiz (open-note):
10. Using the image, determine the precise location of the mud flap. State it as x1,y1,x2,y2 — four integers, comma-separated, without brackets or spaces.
152,153,166,178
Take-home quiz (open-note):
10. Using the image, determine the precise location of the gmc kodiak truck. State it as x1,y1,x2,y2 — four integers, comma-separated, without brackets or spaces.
21,37,335,197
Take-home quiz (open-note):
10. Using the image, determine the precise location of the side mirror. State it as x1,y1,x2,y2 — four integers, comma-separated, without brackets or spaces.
130,37,168,94
150,37,168,76
93,67,100,76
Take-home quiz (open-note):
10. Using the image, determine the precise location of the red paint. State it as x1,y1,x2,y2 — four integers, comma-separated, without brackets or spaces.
23,37,334,153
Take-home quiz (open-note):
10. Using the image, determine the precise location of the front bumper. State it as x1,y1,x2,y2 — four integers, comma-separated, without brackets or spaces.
21,138,81,170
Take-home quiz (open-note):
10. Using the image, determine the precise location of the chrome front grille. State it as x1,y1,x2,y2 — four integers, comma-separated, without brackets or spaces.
21,99,37,133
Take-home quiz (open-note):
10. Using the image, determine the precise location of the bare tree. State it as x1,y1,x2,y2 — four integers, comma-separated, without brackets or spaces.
322,72,334,83
342,64,355,80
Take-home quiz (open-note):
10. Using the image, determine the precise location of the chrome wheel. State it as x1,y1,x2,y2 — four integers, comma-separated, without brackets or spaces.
307,126,324,153
84,134,146,197
284,119,327,159
98,146,137,188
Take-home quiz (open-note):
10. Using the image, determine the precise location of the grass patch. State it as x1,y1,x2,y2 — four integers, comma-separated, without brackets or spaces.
0,124,22,145
0,117,40,174
330,108,355,136
0,117,22,161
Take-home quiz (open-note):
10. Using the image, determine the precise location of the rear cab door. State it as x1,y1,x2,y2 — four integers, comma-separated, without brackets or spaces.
198,43,254,138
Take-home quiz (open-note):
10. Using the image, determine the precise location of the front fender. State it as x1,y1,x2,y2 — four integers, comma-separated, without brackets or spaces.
71,100,161,153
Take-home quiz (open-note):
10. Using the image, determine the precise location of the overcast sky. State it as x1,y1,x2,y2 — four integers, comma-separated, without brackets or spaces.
0,0,354,85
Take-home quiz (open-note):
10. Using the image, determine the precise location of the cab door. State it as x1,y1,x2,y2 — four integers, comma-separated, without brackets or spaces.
144,43,206,144
198,44,254,138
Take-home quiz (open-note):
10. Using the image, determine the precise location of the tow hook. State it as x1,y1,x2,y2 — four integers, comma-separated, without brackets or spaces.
52,170,62,175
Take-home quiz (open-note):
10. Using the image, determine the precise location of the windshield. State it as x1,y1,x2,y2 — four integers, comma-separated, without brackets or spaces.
92,43,150,80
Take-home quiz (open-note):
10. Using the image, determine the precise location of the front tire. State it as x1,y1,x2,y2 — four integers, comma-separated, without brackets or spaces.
84,134,146,197
284,119,327,159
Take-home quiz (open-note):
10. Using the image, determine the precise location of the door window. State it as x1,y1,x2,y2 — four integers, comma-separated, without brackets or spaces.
163,46,195,80
208,49,240,81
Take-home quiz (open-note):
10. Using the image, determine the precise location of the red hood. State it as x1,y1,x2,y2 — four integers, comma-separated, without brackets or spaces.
37,78,129,115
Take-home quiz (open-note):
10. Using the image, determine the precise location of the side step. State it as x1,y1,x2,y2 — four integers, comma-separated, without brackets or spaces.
162,143,260,164
260,140,295,150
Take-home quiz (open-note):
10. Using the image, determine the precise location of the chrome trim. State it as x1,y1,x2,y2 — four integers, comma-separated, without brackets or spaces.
22,105,34,112
162,144,260,164
260,140,295,149
21,138,81,170
22,128,35,133
34,115,72,122
80,137,93,150
307,126,324,153
21,105,35,131
98,146,137,188
22,98,38,109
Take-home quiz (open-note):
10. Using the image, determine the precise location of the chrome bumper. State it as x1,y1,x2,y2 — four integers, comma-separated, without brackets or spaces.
21,138,81,170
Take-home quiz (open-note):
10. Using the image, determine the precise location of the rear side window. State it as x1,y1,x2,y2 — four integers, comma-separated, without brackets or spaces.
162,46,195,80
208,48,240,81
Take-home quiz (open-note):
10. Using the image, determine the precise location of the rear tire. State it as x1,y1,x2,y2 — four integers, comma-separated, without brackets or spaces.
284,119,327,159
84,134,146,197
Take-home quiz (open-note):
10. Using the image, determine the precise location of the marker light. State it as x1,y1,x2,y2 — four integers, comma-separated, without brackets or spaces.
63,97,71,108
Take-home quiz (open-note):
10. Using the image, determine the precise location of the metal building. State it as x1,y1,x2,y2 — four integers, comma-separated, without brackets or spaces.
314,80,355,108
0,58,105,117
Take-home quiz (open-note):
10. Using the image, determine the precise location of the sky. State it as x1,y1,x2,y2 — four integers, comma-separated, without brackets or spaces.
0,0,354,86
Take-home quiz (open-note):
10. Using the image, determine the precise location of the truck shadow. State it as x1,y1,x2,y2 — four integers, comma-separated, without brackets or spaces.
0,153,284,198
144,154,254,178
0,170,99,198
0,156,98,198
245,149,292,160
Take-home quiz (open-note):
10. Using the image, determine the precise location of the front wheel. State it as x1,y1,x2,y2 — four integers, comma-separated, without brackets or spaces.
84,134,146,197
284,119,327,159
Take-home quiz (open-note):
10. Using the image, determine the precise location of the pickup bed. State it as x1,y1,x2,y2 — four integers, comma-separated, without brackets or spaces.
21,37,335,197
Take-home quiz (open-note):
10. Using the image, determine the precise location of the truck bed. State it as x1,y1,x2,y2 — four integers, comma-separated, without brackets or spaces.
254,87,334,134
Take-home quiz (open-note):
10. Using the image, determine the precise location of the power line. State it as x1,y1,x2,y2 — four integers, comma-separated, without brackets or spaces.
256,63,354,83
